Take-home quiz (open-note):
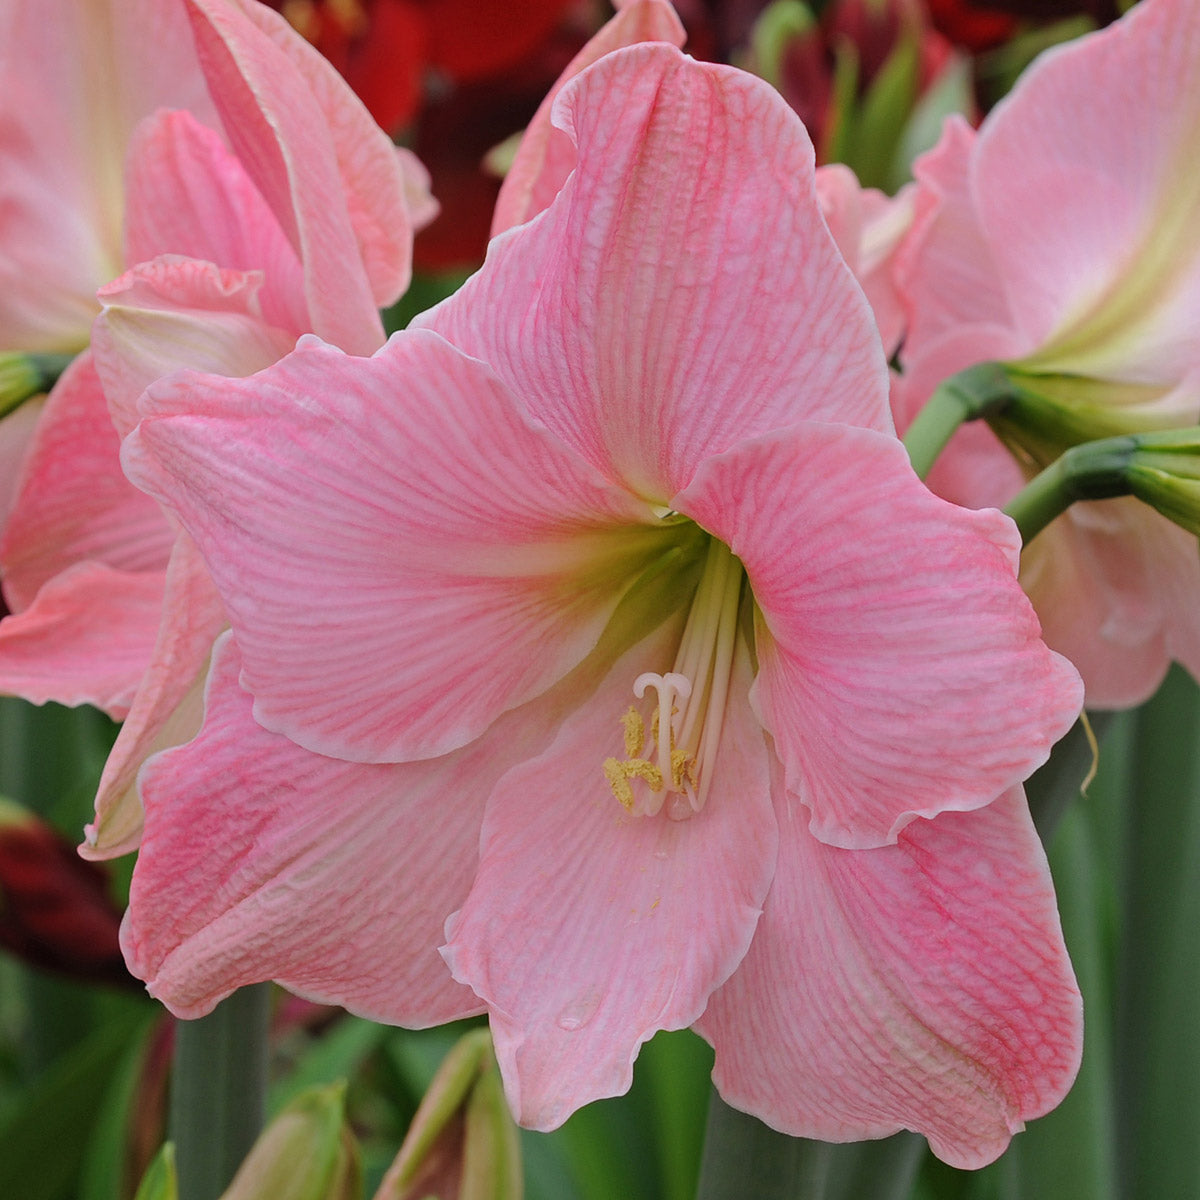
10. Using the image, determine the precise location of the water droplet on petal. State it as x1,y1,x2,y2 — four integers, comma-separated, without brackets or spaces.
556,991,601,1032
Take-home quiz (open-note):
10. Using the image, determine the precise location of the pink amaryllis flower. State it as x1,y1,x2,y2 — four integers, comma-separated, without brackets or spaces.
0,0,427,854
893,0,1200,707
121,45,1083,1166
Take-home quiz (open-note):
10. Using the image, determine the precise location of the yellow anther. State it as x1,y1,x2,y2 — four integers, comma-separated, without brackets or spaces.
603,759,635,810
603,757,664,810
670,748,696,791
620,707,644,758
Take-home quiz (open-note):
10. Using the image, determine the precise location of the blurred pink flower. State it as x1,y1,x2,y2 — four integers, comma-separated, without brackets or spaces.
122,45,1082,1166
894,0,1200,707
0,0,426,854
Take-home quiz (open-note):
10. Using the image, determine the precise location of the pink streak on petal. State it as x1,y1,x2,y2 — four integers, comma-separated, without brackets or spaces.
82,534,227,860
123,332,661,765
490,0,686,237
0,354,172,611
420,45,890,501
122,634,481,1024
122,109,307,337
183,0,399,353
674,423,1083,848
443,628,776,1130
696,786,1082,1169
0,563,163,718
94,257,298,438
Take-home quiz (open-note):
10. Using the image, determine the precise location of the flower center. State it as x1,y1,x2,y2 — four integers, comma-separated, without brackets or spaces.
603,536,745,821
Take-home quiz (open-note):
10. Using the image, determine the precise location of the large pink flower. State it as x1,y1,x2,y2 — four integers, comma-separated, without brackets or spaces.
0,0,426,854
121,46,1082,1166
894,0,1200,707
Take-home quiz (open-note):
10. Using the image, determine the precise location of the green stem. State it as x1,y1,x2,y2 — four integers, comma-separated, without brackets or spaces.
1004,437,1136,544
902,361,1013,479
170,985,271,1200
695,1090,925,1200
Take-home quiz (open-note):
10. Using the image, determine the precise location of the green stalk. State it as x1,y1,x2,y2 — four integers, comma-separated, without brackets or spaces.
1004,437,1137,544
902,362,1014,479
695,1091,924,1200
169,985,272,1200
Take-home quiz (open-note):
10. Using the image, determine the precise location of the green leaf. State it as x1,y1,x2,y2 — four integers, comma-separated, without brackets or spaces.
80,1016,160,1200
1115,668,1200,1197
134,1146,178,1200
269,1016,392,1117
0,1007,151,1200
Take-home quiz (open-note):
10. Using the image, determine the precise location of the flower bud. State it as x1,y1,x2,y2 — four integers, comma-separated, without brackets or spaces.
373,1028,521,1200
1122,429,1200,538
0,352,72,416
218,1082,361,1200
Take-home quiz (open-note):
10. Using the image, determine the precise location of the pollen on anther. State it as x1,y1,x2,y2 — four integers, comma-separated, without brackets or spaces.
603,759,635,810
620,707,644,758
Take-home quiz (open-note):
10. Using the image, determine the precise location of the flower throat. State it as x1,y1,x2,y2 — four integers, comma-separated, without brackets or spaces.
603,536,745,821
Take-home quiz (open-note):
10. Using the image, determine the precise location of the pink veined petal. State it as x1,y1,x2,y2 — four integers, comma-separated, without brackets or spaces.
122,108,307,337
0,398,43,534
184,0,408,350
674,423,1083,848
489,0,686,237
0,0,211,353
419,44,890,502
0,562,164,718
82,533,227,860
1021,499,1199,711
972,0,1200,382
895,116,1017,368
0,353,172,611
123,330,668,765
815,164,915,359
203,0,421,308
443,624,776,1130
695,786,1082,1170
94,257,299,438
123,633,481,1024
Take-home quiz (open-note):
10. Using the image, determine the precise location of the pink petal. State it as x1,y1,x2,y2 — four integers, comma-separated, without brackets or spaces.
94,257,298,438
123,633,482,1023
82,533,227,860
122,108,307,337
0,353,172,611
815,165,915,358
0,0,211,352
184,0,412,349
419,44,890,501
895,336,1200,709
972,0,1200,382
0,562,163,718
0,398,43,534
443,626,776,1130
1021,500,1200,710
123,331,666,764
489,0,686,236
674,423,1083,848
696,787,1082,1170
894,116,1015,366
